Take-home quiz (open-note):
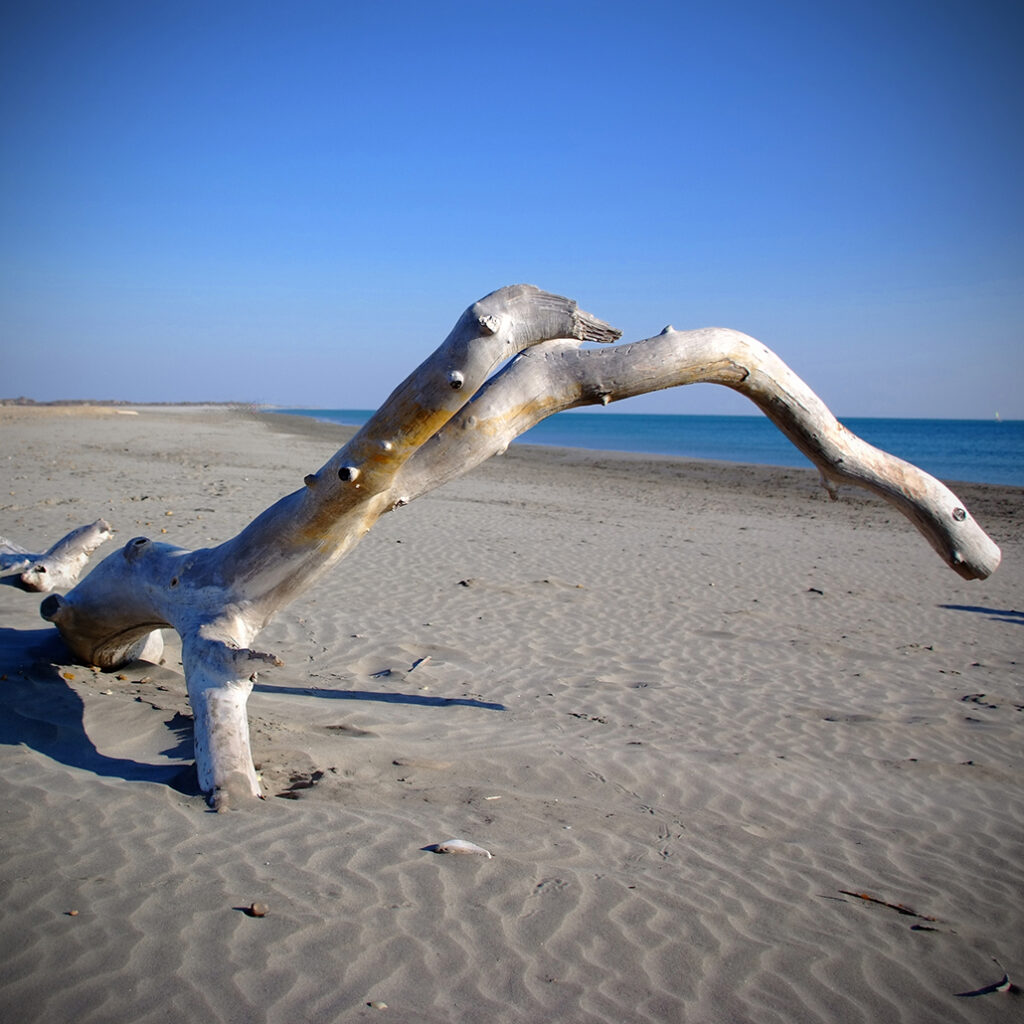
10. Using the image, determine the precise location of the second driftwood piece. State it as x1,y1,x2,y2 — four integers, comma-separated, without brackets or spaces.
1,520,113,592
37,285,1002,809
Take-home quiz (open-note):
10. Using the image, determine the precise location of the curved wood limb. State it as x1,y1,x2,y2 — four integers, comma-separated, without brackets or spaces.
392,329,1000,580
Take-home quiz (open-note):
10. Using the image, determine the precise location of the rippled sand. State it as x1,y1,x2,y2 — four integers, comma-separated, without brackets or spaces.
1,405,1021,1023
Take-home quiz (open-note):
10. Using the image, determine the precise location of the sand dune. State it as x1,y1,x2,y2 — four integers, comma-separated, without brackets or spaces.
1,405,1020,1022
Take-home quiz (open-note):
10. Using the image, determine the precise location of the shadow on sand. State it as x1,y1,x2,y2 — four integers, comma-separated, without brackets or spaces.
940,604,1024,626
0,627,504,798
0,626,199,793
255,682,505,711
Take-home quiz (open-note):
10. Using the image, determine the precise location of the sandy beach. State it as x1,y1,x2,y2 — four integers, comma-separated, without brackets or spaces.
1,404,1021,1023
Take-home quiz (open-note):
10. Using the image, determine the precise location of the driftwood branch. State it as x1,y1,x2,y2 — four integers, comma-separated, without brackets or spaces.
33,286,1001,809
393,329,1000,579
0,520,113,592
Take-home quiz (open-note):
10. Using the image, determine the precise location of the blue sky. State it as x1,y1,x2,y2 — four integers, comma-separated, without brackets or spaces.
2,0,1022,417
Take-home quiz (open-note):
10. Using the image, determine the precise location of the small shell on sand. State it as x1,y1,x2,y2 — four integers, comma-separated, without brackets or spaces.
431,839,493,858
248,902,269,917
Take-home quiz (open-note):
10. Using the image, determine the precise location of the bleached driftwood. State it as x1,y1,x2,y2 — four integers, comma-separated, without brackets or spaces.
393,326,1001,578
36,286,1001,809
1,520,113,592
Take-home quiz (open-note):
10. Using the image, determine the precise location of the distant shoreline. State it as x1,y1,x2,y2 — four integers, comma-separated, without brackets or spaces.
0,397,252,408
270,406,1024,488
4,400,1020,486
6,398,1019,423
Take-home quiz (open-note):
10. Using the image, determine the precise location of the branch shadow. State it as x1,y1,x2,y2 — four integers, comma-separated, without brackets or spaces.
939,604,1024,626
254,682,505,711
0,626,200,794
0,626,504,802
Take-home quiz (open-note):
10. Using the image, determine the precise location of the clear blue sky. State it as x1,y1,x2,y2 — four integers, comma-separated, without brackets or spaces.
2,0,1022,417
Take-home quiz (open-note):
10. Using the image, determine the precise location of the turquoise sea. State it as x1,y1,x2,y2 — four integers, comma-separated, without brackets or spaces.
274,409,1024,487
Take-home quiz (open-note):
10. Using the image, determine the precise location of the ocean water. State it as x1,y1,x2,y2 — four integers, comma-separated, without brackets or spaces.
274,409,1024,487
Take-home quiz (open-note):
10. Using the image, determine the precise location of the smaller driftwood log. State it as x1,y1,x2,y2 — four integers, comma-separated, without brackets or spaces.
1,520,112,592
26,286,1000,809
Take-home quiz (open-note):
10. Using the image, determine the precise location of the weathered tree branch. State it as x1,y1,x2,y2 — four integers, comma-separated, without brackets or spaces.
33,286,1002,809
0,520,113,592
392,330,1001,580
